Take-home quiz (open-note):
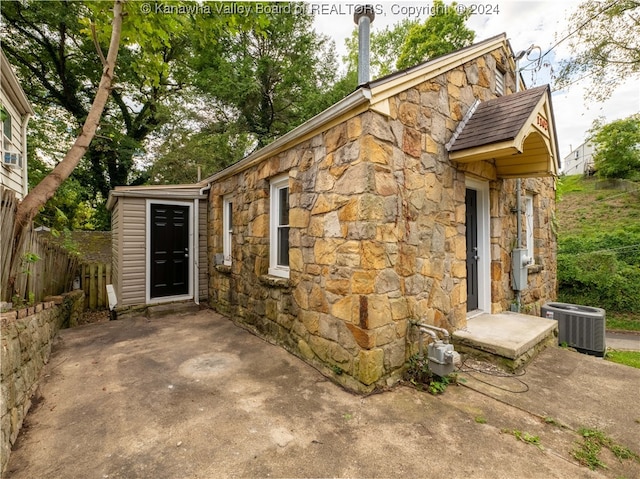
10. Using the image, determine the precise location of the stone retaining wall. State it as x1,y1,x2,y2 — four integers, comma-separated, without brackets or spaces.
0,290,84,477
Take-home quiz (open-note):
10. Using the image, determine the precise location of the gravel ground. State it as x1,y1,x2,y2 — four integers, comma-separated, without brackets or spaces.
78,309,109,325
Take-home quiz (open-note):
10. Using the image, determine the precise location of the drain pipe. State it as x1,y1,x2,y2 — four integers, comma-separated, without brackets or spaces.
511,47,532,313
515,179,523,311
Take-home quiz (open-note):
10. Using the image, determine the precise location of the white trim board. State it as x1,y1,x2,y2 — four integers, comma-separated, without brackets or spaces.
465,178,491,315
145,199,194,305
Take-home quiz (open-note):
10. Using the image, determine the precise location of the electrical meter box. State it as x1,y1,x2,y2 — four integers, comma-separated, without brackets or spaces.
511,248,529,291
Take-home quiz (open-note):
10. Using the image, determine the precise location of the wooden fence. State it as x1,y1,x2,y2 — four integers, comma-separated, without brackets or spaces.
1,187,78,304
79,262,112,310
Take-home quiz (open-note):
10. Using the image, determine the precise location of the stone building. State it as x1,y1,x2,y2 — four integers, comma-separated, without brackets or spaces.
204,34,560,392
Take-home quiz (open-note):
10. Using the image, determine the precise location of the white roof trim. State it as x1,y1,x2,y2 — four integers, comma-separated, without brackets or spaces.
106,185,207,210
201,88,372,184
1,49,34,116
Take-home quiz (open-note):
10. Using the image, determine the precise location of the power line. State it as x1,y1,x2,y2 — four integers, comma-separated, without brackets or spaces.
551,67,605,92
521,0,619,71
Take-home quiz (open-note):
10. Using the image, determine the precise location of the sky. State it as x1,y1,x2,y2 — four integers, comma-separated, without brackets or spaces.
308,0,640,164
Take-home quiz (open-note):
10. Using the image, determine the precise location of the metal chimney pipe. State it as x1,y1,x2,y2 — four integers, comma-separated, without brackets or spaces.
354,5,375,85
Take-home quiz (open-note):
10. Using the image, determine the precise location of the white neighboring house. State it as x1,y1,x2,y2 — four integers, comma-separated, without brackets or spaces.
562,141,596,176
1,49,34,200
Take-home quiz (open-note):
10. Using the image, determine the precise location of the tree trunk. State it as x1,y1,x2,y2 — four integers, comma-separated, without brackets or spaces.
8,0,124,298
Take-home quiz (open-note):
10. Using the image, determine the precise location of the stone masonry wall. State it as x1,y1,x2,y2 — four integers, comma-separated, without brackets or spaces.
0,290,84,477
209,46,558,392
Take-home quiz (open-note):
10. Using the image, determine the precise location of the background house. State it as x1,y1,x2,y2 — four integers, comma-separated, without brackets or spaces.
1,49,33,200
562,141,595,176
206,34,559,392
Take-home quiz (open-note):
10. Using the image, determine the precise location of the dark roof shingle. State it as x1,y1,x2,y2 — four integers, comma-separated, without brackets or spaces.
449,85,549,152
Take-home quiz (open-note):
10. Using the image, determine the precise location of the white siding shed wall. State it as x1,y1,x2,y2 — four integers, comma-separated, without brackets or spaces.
111,194,208,308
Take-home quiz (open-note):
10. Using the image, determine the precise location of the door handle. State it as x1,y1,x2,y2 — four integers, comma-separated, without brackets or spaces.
185,247,189,258
473,246,479,261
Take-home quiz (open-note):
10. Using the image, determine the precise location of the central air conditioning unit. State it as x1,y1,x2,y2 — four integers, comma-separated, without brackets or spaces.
541,302,606,356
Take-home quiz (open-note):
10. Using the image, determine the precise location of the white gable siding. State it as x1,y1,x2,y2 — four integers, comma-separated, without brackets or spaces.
0,86,28,199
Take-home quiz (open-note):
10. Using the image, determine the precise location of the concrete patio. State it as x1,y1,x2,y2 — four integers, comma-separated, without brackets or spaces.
5,309,639,479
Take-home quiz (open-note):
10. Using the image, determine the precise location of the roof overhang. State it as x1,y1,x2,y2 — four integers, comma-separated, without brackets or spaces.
1,49,34,116
449,87,559,178
106,183,209,210
367,34,513,112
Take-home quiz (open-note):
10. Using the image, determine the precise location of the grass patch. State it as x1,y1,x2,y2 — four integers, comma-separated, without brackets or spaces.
503,429,543,449
543,416,566,428
474,416,487,424
404,354,457,395
606,350,640,369
557,174,586,197
557,176,640,316
557,176,640,236
607,312,640,332
573,427,640,470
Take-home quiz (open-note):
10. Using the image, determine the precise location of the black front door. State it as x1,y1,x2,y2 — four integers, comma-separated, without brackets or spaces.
465,189,479,311
150,204,189,298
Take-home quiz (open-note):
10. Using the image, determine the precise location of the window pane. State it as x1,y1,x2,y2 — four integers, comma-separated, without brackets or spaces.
227,202,233,230
278,226,289,266
3,115,11,140
279,187,289,226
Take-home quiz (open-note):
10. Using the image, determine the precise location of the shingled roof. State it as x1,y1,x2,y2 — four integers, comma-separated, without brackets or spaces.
449,85,549,152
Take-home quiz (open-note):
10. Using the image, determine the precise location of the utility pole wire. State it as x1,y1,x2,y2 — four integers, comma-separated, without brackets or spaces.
520,0,619,71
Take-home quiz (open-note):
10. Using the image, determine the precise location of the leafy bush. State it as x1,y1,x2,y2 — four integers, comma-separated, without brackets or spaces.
590,114,640,180
404,354,456,394
558,251,640,312
559,227,640,266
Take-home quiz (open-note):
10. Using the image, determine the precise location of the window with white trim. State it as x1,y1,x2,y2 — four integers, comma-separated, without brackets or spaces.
222,195,233,266
269,175,290,278
525,193,535,265
2,110,12,141
1,109,20,168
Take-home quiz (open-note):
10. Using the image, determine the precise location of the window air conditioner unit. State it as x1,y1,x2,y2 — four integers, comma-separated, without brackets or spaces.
541,302,606,356
2,150,21,168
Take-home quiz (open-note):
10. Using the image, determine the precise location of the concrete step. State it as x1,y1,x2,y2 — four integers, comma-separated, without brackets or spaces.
453,312,558,370
145,301,201,319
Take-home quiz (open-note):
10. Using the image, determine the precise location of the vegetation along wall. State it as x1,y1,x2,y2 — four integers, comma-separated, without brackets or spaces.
0,290,84,477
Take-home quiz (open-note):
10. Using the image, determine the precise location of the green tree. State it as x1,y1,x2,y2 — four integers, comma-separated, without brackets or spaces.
148,120,253,184
590,114,640,179
28,155,97,230
2,0,202,227
396,0,475,70
6,0,125,301
189,3,341,150
2,1,272,224
556,1,640,102
344,19,418,79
